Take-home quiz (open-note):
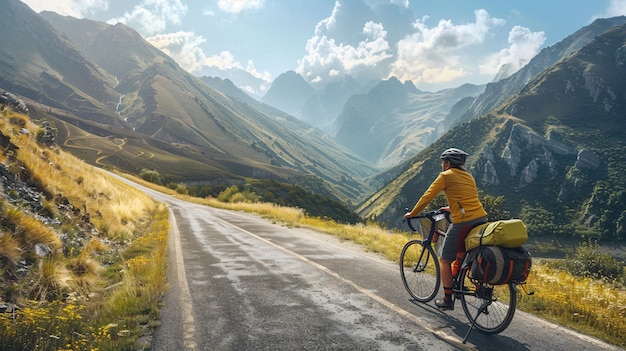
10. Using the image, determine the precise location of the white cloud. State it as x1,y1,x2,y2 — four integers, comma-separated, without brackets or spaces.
108,0,187,36
298,3,510,88
365,0,408,8
602,0,626,17
245,60,272,82
201,52,271,83
148,32,239,72
205,51,243,71
479,26,545,77
317,1,341,34
297,19,392,84
390,9,505,84
147,31,209,72
21,0,109,18
217,0,265,14
147,32,271,84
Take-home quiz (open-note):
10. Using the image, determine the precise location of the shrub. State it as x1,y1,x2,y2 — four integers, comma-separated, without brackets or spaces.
217,185,239,202
560,240,624,281
175,182,188,195
139,169,161,184
479,191,510,221
229,191,259,203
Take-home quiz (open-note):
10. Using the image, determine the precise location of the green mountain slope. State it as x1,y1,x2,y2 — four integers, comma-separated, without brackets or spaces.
0,0,122,126
454,16,626,126
0,3,379,203
359,24,626,241
196,76,381,201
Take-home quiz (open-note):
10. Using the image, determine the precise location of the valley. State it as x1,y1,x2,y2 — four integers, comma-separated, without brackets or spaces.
1,0,625,243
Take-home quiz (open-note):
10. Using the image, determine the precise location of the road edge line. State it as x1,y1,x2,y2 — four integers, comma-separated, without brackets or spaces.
213,216,475,351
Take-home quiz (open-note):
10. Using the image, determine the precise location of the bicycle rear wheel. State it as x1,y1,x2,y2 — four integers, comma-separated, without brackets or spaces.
458,269,517,334
399,240,440,302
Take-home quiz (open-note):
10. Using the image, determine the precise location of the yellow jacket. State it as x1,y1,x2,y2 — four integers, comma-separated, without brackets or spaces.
408,167,487,223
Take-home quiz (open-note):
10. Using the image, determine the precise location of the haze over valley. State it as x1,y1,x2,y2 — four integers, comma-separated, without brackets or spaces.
1,0,625,243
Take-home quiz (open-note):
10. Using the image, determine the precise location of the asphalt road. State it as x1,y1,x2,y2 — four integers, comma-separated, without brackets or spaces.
119,178,622,351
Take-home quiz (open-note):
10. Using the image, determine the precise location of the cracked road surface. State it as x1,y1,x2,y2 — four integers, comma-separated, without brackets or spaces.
116,177,621,351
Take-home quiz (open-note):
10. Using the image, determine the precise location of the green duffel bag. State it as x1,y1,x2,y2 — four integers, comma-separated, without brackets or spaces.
464,219,528,252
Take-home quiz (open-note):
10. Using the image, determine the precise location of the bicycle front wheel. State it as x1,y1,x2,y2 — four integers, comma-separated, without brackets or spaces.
399,240,440,302
459,269,517,334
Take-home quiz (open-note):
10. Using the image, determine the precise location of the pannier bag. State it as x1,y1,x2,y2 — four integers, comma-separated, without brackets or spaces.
465,219,528,251
468,246,532,285
419,213,450,238
420,214,450,256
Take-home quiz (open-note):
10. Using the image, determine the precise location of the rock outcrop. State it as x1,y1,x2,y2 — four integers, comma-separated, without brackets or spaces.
0,91,28,114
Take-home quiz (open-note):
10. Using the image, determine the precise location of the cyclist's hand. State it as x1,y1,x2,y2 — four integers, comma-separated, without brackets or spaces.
403,212,413,221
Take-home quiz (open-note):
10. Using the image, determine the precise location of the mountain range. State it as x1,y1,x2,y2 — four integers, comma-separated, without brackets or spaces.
449,16,626,127
1,0,626,241
358,20,626,241
257,18,626,170
261,71,485,168
333,80,484,168
0,0,381,204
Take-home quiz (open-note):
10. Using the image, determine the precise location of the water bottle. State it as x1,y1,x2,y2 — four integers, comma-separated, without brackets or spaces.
451,252,463,276
452,259,460,276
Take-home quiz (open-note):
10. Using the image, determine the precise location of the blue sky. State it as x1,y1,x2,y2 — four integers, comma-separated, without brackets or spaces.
20,0,626,94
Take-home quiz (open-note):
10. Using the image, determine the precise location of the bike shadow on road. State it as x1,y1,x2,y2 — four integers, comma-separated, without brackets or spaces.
408,299,531,351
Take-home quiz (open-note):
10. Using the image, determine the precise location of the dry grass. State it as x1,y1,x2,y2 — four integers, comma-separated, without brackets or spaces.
95,208,169,350
119,156,626,348
7,114,28,127
145,184,626,347
1,206,61,251
27,256,70,302
518,264,626,345
0,231,21,267
67,238,106,295
9,120,153,237
0,111,167,350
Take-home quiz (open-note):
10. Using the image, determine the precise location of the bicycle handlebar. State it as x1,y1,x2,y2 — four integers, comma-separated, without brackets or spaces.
404,207,450,232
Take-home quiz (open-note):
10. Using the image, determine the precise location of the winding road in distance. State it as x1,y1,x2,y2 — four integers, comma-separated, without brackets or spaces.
115,176,621,351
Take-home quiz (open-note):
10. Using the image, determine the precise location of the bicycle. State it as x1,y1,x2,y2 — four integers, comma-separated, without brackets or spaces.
400,207,529,343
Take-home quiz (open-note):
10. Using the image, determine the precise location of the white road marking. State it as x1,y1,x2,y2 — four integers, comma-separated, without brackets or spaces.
168,208,197,350
210,215,475,351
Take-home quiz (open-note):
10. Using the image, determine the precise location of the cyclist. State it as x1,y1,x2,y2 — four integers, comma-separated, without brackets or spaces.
403,148,487,310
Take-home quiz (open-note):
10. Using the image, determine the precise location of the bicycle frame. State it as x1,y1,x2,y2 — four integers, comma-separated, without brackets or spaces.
402,208,519,343
405,208,482,290
408,210,467,284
